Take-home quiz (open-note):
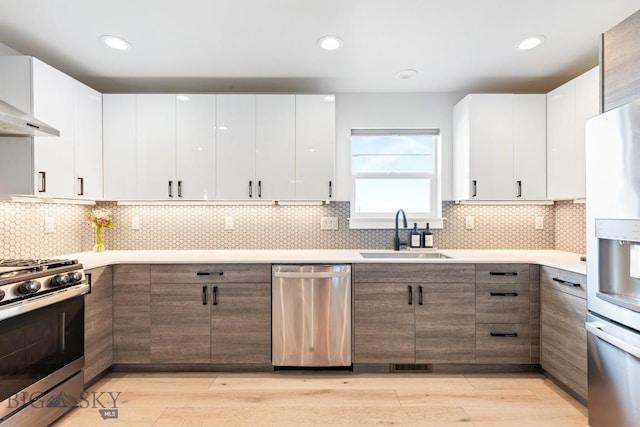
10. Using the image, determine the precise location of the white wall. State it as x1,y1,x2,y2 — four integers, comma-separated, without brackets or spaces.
334,92,463,201
0,42,21,55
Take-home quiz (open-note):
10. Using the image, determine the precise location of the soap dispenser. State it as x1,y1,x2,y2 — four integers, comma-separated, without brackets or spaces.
410,223,421,248
422,223,433,248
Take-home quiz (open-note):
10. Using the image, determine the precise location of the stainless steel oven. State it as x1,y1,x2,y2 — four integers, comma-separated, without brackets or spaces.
0,259,88,426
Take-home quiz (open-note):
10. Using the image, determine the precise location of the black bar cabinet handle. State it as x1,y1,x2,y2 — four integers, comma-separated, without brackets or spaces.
552,277,581,287
177,181,183,198
516,180,522,198
490,291,518,297
418,286,423,306
196,271,224,276
408,285,413,305
329,181,332,198
77,177,84,196
472,180,477,197
249,180,253,197
86,272,92,295
490,332,518,337
213,286,219,306
202,286,208,305
489,272,518,276
168,180,173,197
38,171,46,193
258,180,262,198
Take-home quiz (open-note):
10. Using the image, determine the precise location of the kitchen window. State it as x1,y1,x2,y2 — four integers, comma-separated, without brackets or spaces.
349,129,442,229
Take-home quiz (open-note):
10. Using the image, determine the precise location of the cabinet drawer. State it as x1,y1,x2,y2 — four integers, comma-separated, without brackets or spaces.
354,263,475,283
475,264,529,283
476,283,530,323
476,324,531,364
151,264,271,283
540,266,586,299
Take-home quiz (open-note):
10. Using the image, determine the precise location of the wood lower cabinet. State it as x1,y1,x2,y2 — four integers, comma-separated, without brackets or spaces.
84,266,113,384
148,264,271,365
150,283,211,363
353,282,415,363
475,264,538,364
540,266,587,402
112,264,151,364
210,283,271,364
354,263,476,365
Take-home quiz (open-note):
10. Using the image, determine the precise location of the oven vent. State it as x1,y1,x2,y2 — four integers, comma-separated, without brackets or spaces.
391,364,432,373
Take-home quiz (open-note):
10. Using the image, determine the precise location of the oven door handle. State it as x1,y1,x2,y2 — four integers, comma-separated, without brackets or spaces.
0,283,90,322
586,321,640,359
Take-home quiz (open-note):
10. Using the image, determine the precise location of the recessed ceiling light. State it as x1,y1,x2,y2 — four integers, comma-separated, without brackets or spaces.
176,95,191,102
100,35,131,50
217,126,228,131
396,69,418,80
317,35,343,51
518,35,546,50
323,95,335,102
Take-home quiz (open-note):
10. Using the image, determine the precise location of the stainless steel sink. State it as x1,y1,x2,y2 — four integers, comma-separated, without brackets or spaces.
359,251,449,259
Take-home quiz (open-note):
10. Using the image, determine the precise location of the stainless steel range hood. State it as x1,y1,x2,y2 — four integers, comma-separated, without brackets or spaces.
0,98,59,137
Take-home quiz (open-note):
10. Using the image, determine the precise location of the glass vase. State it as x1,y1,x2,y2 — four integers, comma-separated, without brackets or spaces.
94,225,105,252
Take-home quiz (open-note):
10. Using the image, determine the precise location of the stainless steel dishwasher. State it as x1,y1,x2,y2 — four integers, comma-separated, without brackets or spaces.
272,264,351,367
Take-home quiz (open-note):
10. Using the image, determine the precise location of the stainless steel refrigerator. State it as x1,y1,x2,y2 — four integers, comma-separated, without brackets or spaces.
585,98,640,427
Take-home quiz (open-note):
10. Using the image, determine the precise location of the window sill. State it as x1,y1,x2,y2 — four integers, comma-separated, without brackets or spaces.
348,217,444,230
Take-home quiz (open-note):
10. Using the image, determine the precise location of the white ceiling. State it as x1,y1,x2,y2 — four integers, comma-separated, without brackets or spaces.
0,0,638,94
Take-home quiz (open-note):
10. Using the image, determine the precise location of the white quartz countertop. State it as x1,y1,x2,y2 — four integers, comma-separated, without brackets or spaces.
59,249,586,275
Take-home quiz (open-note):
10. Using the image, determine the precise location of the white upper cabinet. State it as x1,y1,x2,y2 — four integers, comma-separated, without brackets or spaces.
216,94,335,200
547,67,600,200
32,59,76,198
136,95,177,199
513,95,547,200
295,95,335,200
255,95,295,199
546,66,599,200
103,95,137,200
176,94,216,200
453,94,546,201
73,80,103,200
103,94,217,200
216,95,256,199
0,56,98,199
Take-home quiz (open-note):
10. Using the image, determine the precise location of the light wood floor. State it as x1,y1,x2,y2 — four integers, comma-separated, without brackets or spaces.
53,372,588,426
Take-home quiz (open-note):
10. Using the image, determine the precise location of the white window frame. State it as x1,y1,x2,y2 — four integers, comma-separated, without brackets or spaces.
348,128,443,229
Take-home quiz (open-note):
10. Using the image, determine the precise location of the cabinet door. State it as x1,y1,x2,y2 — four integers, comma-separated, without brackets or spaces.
468,94,514,200
113,265,151,363
176,94,216,199
216,95,256,199
574,67,600,199
353,282,415,363
546,80,576,200
73,81,103,200
136,95,177,199
151,283,211,363
295,95,335,199
210,283,271,364
32,58,75,198
513,95,546,200
255,95,295,199
84,266,113,385
103,95,137,200
415,283,475,363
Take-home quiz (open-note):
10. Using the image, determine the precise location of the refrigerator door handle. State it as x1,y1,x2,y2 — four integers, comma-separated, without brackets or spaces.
586,321,640,359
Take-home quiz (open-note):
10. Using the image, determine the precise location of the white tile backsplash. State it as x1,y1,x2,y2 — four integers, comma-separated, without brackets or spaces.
0,200,586,258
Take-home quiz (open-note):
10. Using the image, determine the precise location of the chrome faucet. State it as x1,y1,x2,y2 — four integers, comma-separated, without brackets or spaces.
394,209,408,251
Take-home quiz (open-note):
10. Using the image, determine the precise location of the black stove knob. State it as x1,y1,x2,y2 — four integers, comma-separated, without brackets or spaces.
51,274,70,286
68,272,82,283
18,280,41,294
0,289,4,301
